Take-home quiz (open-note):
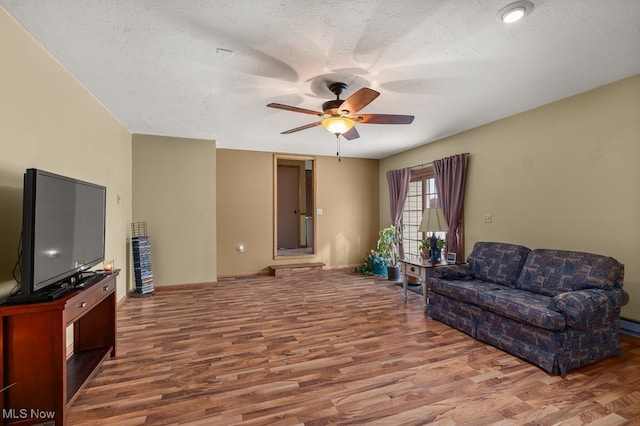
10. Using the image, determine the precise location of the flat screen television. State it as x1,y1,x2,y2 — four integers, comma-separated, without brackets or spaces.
19,168,106,297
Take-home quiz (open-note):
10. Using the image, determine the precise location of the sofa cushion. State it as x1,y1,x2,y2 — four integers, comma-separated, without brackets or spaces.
429,278,506,305
467,242,531,288
478,289,566,331
516,249,625,297
432,264,474,280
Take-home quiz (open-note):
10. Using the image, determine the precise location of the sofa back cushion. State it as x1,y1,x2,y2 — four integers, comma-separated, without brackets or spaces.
467,242,531,287
516,249,625,296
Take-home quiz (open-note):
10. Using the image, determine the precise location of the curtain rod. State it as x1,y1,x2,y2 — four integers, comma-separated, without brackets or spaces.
410,162,433,170
410,153,470,170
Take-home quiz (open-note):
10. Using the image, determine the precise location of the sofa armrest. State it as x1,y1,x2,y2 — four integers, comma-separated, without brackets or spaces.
432,264,474,280
547,289,629,329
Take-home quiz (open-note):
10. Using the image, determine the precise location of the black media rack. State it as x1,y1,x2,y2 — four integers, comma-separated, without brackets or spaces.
131,222,155,296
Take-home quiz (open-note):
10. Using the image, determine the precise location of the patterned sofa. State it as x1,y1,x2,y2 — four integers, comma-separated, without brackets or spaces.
428,242,629,375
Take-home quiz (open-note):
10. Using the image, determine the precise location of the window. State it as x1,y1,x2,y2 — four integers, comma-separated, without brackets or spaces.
401,167,447,258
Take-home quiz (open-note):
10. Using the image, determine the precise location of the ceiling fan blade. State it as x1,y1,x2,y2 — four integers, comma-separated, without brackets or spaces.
342,127,360,140
339,88,380,114
267,103,323,116
281,121,323,134
355,114,415,124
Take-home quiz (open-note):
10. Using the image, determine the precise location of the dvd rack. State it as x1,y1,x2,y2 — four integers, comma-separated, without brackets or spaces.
131,222,154,295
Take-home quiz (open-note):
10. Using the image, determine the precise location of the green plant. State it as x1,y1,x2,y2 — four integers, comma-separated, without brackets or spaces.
377,226,401,266
355,250,388,275
420,236,446,253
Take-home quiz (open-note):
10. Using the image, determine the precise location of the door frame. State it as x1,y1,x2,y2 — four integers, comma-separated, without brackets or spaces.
273,154,316,259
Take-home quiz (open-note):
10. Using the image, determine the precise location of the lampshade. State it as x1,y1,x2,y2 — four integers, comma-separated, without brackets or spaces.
418,207,449,233
321,117,355,135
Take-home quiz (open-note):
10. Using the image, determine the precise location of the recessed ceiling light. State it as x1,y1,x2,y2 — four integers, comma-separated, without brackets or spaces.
498,1,534,24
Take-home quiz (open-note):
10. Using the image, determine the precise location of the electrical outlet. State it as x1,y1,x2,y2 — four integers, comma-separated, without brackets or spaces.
483,214,493,223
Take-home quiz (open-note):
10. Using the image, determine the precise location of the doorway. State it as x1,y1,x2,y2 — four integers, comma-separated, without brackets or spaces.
277,165,300,249
274,155,315,258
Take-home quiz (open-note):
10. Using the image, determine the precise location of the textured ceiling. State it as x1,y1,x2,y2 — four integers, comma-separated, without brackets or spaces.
2,1,639,159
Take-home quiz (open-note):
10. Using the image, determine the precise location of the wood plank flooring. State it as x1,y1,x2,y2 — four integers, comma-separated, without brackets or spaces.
67,270,640,425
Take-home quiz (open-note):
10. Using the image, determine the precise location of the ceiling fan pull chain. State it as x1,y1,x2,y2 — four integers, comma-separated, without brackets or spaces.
336,134,341,162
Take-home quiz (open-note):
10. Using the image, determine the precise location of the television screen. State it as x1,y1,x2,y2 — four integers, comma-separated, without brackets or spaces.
21,169,106,295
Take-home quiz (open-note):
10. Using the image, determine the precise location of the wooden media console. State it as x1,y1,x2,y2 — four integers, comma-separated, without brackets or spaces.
0,270,118,425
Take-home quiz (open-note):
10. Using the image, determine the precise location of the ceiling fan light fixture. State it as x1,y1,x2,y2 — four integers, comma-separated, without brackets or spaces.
498,1,533,23
322,117,355,135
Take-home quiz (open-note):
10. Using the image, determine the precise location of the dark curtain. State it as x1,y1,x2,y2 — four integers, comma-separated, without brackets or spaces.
434,154,469,259
386,168,411,258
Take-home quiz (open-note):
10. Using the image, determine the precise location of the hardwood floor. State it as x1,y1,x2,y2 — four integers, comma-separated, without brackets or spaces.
68,270,640,425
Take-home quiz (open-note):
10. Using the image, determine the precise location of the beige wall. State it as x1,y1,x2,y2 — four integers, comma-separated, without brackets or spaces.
0,8,132,301
216,149,379,276
316,155,380,269
132,134,217,286
380,75,640,321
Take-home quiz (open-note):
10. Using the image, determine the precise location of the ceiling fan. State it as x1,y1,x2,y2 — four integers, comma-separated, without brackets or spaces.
267,82,414,140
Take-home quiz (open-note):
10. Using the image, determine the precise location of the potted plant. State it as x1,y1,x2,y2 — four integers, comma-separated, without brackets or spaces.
420,236,446,262
377,226,401,281
436,237,446,262
419,239,430,259
355,250,388,276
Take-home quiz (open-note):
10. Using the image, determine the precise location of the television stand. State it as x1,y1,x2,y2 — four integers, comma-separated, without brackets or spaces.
0,270,118,425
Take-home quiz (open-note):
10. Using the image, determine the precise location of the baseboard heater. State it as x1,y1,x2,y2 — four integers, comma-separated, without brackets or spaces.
619,317,640,339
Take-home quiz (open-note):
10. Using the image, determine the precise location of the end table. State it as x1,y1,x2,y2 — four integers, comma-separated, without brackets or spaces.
400,258,448,312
